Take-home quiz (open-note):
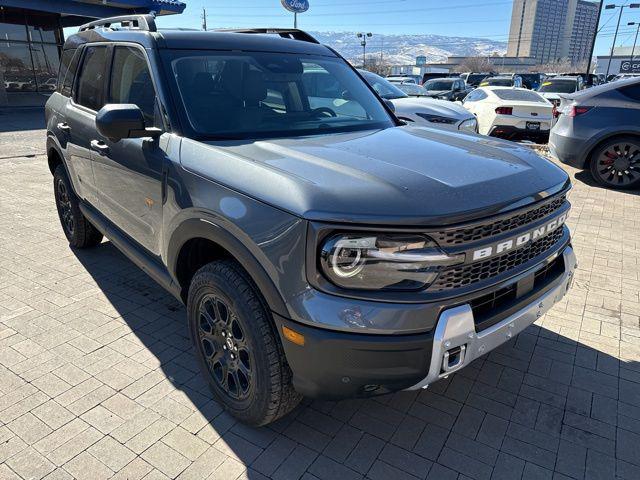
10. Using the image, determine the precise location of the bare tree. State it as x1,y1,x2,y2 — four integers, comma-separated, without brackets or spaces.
452,56,493,73
363,55,392,76
536,58,573,73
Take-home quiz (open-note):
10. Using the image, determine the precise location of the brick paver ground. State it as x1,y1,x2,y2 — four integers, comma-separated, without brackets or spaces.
1,111,639,480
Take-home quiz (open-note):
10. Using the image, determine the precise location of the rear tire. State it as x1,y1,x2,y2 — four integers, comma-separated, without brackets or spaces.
187,260,301,426
589,136,640,189
53,164,103,248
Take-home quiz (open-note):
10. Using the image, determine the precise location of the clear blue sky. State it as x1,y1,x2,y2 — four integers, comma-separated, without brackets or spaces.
151,1,638,57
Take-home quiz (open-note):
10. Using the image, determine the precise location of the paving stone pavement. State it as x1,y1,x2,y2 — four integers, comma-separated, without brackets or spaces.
1,112,639,479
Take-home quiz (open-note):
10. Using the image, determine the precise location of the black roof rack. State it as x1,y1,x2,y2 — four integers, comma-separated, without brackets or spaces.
215,28,319,44
79,14,157,33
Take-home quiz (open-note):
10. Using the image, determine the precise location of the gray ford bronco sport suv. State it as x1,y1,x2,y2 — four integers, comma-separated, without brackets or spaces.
46,15,576,426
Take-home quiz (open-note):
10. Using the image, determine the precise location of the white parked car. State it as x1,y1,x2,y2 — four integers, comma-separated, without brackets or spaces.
360,70,478,132
462,87,554,142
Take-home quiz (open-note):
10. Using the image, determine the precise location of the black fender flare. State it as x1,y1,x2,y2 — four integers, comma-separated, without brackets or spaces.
166,217,289,317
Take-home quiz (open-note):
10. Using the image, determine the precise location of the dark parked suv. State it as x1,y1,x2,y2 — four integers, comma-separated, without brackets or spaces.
46,15,577,426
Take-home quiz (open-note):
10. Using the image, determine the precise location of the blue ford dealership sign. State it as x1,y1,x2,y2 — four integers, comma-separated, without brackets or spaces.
281,0,309,13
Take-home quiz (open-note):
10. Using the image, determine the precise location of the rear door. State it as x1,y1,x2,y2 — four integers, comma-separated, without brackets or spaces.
64,45,110,206
91,44,168,256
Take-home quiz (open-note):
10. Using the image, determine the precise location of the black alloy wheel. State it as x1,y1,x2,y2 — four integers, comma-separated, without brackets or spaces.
52,164,103,248
197,294,253,401
55,177,75,237
187,260,301,426
590,137,640,189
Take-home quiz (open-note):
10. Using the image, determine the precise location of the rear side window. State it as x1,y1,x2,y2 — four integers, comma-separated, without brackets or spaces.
109,46,157,126
76,46,109,111
57,49,80,97
617,84,640,101
464,89,487,102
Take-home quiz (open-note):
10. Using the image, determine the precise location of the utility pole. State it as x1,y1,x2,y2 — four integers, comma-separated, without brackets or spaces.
201,7,207,31
294,12,297,28
357,32,372,69
628,22,640,64
605,4,640,78
586,1,604,77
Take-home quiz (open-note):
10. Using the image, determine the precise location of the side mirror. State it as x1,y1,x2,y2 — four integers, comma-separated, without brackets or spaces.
383,98,396,112
96,104,161,142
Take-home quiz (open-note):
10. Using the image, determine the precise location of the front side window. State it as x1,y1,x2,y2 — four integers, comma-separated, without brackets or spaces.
110,46,157,126
76,46,108,111
167,51,394,139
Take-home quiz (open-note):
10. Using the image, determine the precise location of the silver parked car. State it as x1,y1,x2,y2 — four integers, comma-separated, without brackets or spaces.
550,77,640,189
360,70,478,133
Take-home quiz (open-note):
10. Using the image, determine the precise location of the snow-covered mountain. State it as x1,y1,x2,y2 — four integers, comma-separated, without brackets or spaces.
309,31,507,65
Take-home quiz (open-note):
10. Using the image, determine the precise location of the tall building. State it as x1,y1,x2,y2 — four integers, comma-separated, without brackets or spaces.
507,0,600,66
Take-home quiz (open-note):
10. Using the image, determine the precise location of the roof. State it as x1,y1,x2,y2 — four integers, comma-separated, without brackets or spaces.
66,28,336,57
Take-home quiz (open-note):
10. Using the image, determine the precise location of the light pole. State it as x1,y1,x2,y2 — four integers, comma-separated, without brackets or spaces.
357,32,372,69
628,21,640,64
605,4,640,78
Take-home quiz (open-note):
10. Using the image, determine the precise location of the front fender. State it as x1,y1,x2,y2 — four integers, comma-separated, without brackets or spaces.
166,215,292,317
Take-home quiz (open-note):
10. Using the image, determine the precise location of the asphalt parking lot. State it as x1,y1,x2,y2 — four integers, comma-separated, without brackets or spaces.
1,110,639,480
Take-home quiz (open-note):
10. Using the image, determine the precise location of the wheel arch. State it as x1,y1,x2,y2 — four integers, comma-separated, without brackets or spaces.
167,218,289,318
46,135,65,175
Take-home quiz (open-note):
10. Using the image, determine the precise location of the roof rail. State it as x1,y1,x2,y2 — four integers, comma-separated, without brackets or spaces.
215,28,319,44
79,14,157,33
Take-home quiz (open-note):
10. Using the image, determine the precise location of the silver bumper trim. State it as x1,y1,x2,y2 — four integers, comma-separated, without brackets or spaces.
408,246,577,390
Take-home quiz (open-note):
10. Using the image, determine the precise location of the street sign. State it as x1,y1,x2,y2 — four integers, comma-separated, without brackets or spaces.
620,60,640,73
281,0,309,13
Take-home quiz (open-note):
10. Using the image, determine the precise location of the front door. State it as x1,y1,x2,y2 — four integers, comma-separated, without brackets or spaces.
91,45,166,256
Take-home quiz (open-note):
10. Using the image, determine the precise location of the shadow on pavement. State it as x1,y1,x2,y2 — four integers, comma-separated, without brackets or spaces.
71,240,640,480
574,170,640,195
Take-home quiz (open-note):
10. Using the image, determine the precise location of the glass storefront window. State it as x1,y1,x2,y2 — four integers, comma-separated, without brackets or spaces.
31,43,59,92
0,42,36,92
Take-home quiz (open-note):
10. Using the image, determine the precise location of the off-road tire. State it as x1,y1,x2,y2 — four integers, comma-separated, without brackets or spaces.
589,136,640,190
187,260,301,426
53,164,103,248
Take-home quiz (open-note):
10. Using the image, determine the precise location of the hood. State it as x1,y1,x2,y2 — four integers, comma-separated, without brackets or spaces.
391,97,472,121
181,126,569,226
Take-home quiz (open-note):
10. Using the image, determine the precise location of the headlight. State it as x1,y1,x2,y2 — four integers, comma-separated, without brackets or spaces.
415,113,457,125
319,233,464,291
459,118,478,133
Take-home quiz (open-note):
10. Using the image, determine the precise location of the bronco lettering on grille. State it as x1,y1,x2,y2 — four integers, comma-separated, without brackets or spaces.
472,212,568,262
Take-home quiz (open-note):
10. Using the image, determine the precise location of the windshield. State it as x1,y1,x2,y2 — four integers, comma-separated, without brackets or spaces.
167,51,394,139
359,70,408,99
424,79,454,90
538,80,577,93
398,83,428,96
482,78,512,86
467,74,488,85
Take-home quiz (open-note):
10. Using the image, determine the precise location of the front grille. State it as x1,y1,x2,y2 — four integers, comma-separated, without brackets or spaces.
433,195,566,247
470,254,565,331
431,227,565,291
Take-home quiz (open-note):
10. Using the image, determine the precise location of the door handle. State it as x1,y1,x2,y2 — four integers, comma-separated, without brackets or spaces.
57,122,71,132
90,140,109,154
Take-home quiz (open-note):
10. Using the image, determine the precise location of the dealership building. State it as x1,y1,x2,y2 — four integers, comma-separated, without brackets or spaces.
596,46,640,76
0,0,185,107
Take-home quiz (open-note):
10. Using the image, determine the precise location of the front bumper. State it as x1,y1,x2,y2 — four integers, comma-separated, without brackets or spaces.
276,246,576,399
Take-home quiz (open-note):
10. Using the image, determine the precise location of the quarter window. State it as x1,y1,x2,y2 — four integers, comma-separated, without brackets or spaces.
76,46,108,111
109,46,157,126
57,48,79,97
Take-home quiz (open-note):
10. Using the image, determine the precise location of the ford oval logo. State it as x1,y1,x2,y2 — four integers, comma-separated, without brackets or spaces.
281,0,309,13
